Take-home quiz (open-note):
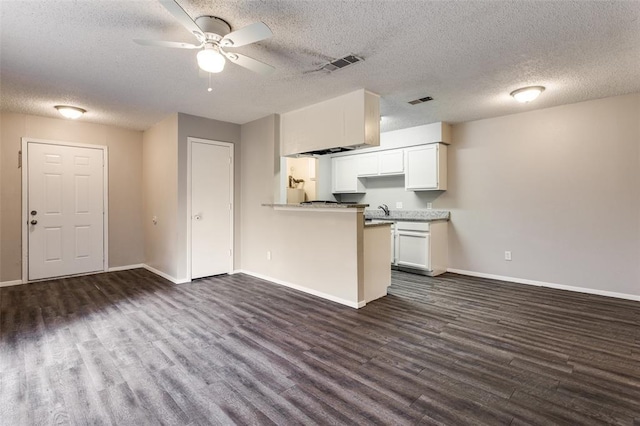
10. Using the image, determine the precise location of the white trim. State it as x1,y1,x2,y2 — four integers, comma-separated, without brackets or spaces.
446,268,640,302
142,264,190,284
186,137,234,281
0,280,24,288
107,264,144,272
233,269,365,309
21,138,109,282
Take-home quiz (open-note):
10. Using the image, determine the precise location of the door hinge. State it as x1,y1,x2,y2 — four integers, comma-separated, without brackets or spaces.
18,150,22,168
229,156,232,165
229,203,232,211
229,249,232,257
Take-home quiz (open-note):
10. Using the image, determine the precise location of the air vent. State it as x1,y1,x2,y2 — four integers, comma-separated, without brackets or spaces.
321,55,363,72
408,96,434,105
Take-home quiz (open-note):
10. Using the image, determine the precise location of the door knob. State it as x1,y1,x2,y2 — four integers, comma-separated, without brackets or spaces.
30,220,38,225
194,215,201,221
31,210,37,216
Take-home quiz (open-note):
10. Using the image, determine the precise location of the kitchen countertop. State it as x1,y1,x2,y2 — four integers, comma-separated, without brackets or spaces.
365,209,450,222
263,203,369,209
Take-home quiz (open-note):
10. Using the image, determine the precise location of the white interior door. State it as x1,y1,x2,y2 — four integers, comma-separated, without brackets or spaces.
191,141,233,279
28,142,105,280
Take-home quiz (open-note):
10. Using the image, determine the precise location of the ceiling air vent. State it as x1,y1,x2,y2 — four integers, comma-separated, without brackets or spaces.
321,55,363,72
408,96,434,105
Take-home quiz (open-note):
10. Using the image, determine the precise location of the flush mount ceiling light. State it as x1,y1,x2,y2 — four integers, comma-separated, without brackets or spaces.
197,44,226,73
54,105,86,119
510,86,545,103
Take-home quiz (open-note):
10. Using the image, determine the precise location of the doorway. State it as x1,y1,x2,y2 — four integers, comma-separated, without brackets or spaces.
188,138,234,279
22,139,108,281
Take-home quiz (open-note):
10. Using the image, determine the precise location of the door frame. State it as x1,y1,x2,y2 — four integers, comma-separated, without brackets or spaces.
21,137,109,282
186,137,234,281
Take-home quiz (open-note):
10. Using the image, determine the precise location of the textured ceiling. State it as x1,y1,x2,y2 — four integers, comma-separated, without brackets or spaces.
1,1,639,132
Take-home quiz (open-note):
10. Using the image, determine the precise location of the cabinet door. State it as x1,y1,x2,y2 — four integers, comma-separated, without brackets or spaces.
405,145,438,190
379,149,404,175
332,156,359,193
357,153,379,176
390,228,396,265
395,231,430,270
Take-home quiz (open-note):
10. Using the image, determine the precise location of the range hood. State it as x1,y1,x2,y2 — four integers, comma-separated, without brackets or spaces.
295,146,357,157
280,89,381,157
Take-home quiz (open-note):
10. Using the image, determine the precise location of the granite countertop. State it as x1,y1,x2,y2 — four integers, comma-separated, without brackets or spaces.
263,203,369,209
365,209,450,222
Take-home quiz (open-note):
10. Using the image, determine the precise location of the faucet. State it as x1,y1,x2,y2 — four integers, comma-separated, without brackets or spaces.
378,204,390,216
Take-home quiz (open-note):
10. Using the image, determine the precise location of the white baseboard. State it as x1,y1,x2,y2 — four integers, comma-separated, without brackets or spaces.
0,279,24,288
446,268,640,302
142,264,190,284
108,264,144,272
234,269,364,308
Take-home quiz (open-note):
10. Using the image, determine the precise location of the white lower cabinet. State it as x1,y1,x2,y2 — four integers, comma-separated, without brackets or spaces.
391,221,448,276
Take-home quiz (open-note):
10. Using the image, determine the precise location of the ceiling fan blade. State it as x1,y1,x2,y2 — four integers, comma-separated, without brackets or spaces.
159,0,204,40
134,39,201,49
225,52,275,75
220,22,272,47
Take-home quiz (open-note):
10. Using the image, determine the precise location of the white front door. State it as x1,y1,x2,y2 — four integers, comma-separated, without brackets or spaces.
191,140,233,279
27,142,105,280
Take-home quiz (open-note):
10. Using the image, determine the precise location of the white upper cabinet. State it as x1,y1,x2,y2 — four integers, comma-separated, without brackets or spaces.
281,89,380,156
404,143,447,191
357,153,379,176
332,156,364,193
379,149,404,175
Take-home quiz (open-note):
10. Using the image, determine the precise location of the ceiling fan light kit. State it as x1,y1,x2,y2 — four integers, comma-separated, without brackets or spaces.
54,105,86,119
511,86,545,103
134,0,275,78
197,45,226,73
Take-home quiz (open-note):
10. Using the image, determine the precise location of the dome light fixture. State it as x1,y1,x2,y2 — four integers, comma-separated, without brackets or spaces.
54,105,86,119
197,44,226,73
510,86,545,103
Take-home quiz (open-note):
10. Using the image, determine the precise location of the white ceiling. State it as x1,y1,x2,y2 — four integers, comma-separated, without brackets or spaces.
1,1,639,132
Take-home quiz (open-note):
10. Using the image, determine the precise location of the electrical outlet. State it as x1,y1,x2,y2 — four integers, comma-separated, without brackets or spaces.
427,202,433,209
267,251,272,260
396,201,403,209
505,251,512,261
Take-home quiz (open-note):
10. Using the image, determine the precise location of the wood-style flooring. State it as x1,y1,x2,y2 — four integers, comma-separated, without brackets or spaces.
1,269,639,425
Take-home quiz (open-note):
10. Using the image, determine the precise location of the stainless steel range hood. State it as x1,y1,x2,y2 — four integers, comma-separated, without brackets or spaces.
280,89,380,157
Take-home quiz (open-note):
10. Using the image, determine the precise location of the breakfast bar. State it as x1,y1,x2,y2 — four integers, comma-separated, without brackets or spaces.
261,203,391,308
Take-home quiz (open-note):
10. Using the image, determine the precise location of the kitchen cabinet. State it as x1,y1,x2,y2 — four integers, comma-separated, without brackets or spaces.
405,143,447,191
392,221,448,276
379,149,404,175
281,89,380,156
332,156,364,193
357,153,379,176
356,148,404,177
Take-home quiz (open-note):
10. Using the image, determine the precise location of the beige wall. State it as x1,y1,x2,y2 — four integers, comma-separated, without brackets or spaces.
0,112,144,282
240,115,362,304
142,114,178,278
439,93,640,296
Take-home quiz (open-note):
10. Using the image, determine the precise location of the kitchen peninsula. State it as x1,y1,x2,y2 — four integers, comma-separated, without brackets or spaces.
260,203,391,308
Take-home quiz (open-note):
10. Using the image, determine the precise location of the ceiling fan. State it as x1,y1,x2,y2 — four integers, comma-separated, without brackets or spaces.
134,0,274,75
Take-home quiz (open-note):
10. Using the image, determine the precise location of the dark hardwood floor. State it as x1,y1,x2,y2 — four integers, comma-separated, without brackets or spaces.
1,268,639,425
